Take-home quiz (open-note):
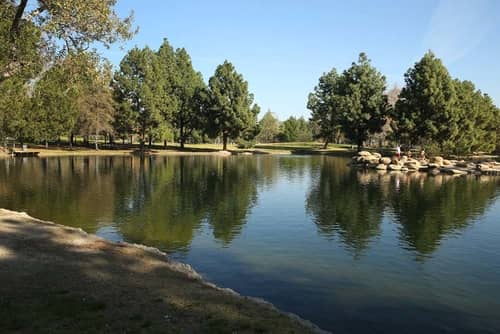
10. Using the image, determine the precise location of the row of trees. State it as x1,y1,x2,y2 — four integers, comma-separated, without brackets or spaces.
256,111,313,143
1,1,262,151
2,1,498,154
113,41,260,150
308,52,500,154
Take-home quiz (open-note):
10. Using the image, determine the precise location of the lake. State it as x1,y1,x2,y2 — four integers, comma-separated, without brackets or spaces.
1,155,499,333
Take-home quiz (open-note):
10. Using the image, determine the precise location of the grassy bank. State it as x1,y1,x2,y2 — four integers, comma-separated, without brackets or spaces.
0,209,323,333
1,141,355,157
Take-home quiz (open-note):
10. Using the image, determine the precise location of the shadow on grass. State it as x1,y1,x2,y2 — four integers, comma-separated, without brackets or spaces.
0,214,313,333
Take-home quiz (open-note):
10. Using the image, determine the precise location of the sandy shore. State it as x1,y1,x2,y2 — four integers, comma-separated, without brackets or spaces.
0,209,326,333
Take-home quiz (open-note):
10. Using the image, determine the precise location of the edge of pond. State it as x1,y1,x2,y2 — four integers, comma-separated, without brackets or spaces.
0,208,329,333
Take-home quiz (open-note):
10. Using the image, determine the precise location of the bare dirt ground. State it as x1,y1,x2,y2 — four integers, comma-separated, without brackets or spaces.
0,209,324,333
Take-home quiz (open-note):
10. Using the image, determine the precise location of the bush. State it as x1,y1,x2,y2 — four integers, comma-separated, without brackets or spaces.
236,139,255,149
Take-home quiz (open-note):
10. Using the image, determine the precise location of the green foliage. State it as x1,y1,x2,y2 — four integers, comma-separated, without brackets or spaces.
75,59,115,149
207,61,259,150
308,53,388,150
170,47,206,147
448,80,499,154
337,53,388,150
113,47,165,146
1,0,135,83
307,68,342,147
394,51,457,147
256,110,279,143
392,51,500,154
0,2,42,83
0,77,31,141
278,116,312,142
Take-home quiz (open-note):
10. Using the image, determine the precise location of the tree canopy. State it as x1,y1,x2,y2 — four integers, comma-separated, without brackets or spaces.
308,53,388,150
207,61,259,150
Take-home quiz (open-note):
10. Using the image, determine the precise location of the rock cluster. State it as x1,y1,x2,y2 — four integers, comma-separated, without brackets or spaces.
349,151,500,176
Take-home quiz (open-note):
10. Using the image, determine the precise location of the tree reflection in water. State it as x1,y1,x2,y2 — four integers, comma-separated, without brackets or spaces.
0,155,498,258
306,156,500,258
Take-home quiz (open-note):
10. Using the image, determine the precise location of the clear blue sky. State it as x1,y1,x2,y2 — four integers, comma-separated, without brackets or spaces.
100,0,500,120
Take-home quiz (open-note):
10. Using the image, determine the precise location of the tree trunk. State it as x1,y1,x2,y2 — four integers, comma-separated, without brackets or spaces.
122,138,125,145
222,133,228,151
323,139,329,150
180,125,185,149
10,0,28,40
69,133,73,150
148,136,152,148
357,139,363,152
45,140,48,149
163,140,167,149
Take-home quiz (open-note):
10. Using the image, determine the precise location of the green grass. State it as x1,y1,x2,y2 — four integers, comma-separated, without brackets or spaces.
255,141,353,153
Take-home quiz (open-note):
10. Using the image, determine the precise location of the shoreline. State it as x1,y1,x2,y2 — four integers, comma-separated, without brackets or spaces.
0,209,327,333
350,151,500,176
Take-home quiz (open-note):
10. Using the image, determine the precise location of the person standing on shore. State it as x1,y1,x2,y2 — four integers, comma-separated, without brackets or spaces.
396,145,401,160
420,148,426,160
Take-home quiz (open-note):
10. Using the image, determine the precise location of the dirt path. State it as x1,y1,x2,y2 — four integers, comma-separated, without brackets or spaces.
0,209,325,333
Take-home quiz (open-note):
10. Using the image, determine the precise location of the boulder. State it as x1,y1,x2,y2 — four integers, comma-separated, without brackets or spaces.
405,159,420,168
388,164,402,171
380,157,391,165
372,152,382,159
456,160,468,168
376,164,387,170
428,163,440,169
431,156,444,164
442,159,453,166
358,151,372,157
441,167,467,175
401,167,409,172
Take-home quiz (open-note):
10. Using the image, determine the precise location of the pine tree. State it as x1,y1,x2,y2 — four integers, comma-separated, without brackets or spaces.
394,51,457,148
207,61,258,150
338,53,388,151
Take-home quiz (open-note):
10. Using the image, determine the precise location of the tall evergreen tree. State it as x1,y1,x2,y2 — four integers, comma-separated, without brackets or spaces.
207,61,258,150
452,80,499,154
113,47,163,149
338,53,388,151
171,48,206,148
394,51,457,148
307,69,343,148
256,110,280,143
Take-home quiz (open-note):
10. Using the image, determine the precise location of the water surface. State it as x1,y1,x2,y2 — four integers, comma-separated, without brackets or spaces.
1,155,499,333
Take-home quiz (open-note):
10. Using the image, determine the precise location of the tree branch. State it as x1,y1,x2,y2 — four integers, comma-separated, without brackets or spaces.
10,0,28,41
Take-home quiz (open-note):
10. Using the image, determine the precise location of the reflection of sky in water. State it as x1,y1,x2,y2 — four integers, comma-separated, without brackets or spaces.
0,155,499,333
